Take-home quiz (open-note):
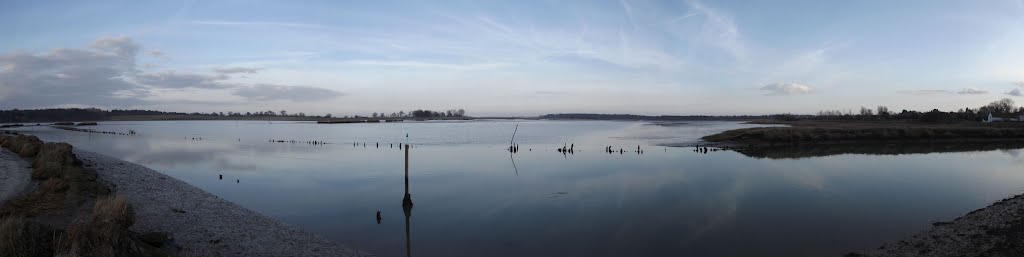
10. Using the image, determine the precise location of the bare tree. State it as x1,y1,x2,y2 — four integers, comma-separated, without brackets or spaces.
984,98,1015,113
859,106,874,116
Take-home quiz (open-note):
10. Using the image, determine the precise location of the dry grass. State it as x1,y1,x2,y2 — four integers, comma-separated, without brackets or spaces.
1,135,174,257
0,216,57,257
56,195,139,257
32,142,77,180
90,195,135,229
0,134,43,157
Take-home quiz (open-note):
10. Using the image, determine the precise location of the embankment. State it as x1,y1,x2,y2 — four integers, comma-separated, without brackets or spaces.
0,133,175,257
0,133,369,256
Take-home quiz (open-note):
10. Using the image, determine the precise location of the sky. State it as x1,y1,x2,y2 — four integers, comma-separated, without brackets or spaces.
1,0,1023,116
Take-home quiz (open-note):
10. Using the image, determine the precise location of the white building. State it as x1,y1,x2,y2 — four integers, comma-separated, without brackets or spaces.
985,113,1024,122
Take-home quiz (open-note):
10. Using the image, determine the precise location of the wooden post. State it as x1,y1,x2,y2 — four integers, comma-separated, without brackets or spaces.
403,144,413,207
402,143,414,256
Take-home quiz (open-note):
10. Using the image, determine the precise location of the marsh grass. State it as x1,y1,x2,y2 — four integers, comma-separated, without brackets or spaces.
0,216,57,257
56,195,137,257
0,135,172,257
704,122,1024,145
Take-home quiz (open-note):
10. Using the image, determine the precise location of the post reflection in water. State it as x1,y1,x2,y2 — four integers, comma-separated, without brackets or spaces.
402,144,414,257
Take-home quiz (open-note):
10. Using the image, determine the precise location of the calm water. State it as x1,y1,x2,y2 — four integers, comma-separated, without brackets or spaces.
10,120,1024,257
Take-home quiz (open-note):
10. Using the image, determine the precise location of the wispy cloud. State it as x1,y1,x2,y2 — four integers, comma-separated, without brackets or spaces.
341,60,510,71
214,67,262,74
1008,88,1023,96
134,71,232,89
689,0,746,62
234,84,342,101
189,20,330,30
898,89,951,96
619,0,638,30
536,90,570,95
958,88,988,94
760,82,813,95
669,12,700,24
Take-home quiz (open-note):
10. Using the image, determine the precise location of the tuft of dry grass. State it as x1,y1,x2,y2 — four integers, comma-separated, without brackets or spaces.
0,134,43,157
0,216,57,257
90,195,135,229
32,143,77,180
57,195,139,257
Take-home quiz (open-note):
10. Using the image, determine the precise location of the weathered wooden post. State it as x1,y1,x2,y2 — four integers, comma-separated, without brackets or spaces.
402,143,414,257
403,144,413,207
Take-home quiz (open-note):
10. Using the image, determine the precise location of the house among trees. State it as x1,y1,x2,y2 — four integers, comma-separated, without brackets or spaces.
985,112,1024,122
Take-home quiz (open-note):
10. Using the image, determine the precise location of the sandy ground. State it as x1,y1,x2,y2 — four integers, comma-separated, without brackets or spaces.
0,148,30,206
75,150,373,257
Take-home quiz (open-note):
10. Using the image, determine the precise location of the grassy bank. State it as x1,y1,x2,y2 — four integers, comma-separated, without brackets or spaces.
703,120,1024,147
0,133,176,257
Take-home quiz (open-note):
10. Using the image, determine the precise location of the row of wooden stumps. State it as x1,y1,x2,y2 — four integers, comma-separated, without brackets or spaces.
271,139,326,145
692,145,724,153
352,142,409,150
557,143,574,154
605,145,645,154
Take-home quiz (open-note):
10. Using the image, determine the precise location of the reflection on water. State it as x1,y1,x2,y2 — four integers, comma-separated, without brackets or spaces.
7,120,1024,257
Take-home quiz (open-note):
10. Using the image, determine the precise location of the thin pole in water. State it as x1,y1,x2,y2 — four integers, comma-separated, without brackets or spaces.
510,124,518,146
403,144,413,207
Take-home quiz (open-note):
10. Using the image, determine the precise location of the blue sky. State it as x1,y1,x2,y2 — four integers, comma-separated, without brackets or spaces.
1,0,1023,116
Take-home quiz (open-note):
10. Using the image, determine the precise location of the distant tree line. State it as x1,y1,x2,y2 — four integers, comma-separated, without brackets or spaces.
0,108,186,123
540,113,772,121
775,98,1024,123
357,109,467,119
0,108,469,123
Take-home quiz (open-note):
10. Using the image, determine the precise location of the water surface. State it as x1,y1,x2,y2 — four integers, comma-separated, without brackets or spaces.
11,120,1024,257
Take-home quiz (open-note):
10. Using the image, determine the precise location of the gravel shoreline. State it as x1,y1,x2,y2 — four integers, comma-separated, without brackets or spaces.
74,149,372,257
0,148,30,206
855,194,1024,256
